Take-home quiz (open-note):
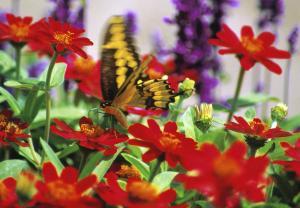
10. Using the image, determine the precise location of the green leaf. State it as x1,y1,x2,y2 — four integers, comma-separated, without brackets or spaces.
40,63,66,88
193,200,214,208
227,93,280,108
0,87,21,115
178,107,196,139
152,171,178,191
57,143,80,159
0,160,29,179
92,147,124,181
22,88,45,123
40,138,64,172
121,153,150,180
244,107,256,120
281,115,300,131
0,51,15,73
4,80,36,90
79,152,104,179
12,143,41,168
248,203,291,208
31,107,87,129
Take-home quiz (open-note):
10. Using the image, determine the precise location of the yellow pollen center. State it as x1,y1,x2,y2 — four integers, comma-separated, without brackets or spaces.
213,155,240,179
46,180,78,201
249,120,268,135
127,181,159,203
0,182,8,200
53,31,73,45
80,123,103,138
241,36,263,53
74,57,96,74
159,132,181,151
10,24,29,39
147,68,163,79
0,114,8,129
5,122,23,134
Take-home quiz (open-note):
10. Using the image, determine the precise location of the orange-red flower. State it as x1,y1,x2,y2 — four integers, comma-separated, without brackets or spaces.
209,24,290,74
0,13,36,44
225,116,291,139
32,18,93,58
0,109,30,147
31,163,101,207
96,172,177,208
274,139,300,178
177,141,269,208
51,117,127,155
0,177,19,208
128,119,196,167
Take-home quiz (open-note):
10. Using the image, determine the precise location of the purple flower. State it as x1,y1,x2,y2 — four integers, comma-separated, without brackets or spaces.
288,26,299,54
125,11,137,34
169,0,218,102
28,60,48,78
258,0,284,29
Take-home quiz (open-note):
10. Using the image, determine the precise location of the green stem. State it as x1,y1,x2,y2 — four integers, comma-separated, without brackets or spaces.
28,137,39,167
148,157,163,182
43,51,58,144
249,147,257,157
227,67,245,123
4,148,9,160
79,150,89,172
15,46,22,80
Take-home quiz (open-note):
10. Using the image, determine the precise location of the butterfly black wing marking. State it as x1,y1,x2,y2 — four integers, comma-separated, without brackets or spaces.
100,16,140,103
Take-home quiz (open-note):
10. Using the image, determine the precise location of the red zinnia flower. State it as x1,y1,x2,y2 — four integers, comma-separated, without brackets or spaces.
128,119,196,167
32,18,93,58
126,106,164,117
274,139,300,178
0,13,36,44
177,141,270,208
225,116,291,139
32,162,101,207
0,109,30,147
0,177,19,208
209,24,290,74
96,172,177,208
51,117,127,155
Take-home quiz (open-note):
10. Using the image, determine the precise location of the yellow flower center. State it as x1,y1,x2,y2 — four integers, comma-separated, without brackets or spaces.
0,114,8,129
16,171,37,197
213,155,240,179
80,123,104,138
53,31,74,45
74,57,96,74
159,132,181,151
249,119,268,135
241,36,263,53
116,165,141,179
127,181,159,203
46,180,78,201
5,122,23,134
0,181,8,200
10,23,29,39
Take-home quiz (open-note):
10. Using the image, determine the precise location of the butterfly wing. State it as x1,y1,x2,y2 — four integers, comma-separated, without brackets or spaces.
100,15,140,102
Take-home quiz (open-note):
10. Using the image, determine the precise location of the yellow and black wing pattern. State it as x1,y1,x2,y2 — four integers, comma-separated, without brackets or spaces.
100,15,140,103
100,15,176,110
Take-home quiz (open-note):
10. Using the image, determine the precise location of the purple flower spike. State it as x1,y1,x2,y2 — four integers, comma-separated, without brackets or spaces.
258,0,284,29
288,26,299,54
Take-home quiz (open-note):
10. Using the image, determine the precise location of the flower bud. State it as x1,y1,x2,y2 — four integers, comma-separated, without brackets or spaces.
179,78,195,98
271,103,288,121
194,103,213,132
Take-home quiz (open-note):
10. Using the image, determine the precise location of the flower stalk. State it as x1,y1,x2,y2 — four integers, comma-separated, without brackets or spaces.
43,50,59,144
148,157,163,182
227,67,245,123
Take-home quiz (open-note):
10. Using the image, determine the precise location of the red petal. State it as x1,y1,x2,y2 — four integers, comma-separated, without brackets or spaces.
42,162,59,182
61,166,78,183
128,123,154,142
259,58,282,74
241,25,254,38
158,189,177,203
142,149,162,162
239,56,255,70
164,121,177,133
226,141,247,160
77,174,97,193
257,32,275,46
262,47,291,59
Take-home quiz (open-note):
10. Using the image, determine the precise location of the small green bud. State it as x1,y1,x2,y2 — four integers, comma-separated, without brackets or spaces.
271,103,288,121
194,103,213,133
179,78,195,98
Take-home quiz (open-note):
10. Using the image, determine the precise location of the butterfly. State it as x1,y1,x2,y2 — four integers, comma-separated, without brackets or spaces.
99,16,176,128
